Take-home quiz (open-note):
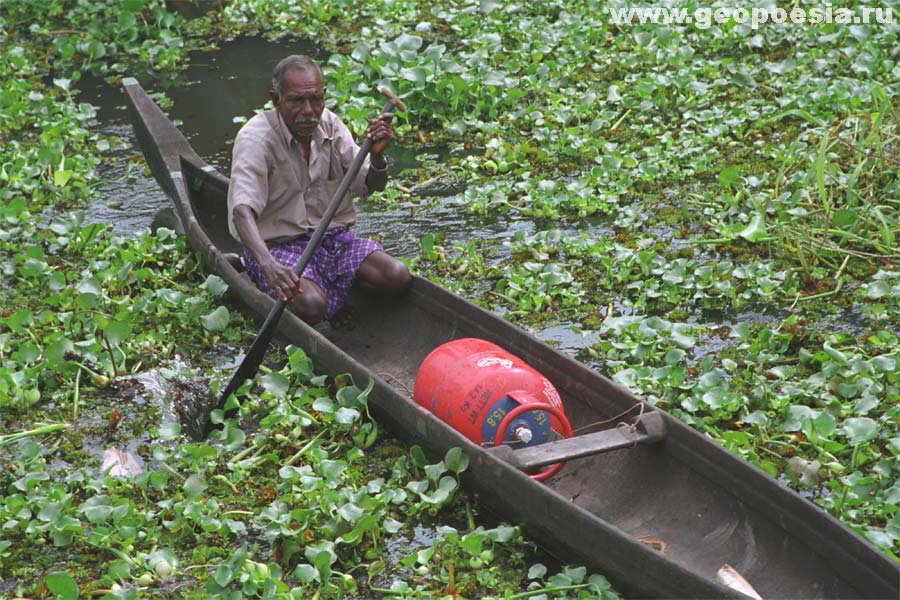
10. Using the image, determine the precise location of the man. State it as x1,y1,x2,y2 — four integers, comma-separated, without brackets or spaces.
227,55,411,325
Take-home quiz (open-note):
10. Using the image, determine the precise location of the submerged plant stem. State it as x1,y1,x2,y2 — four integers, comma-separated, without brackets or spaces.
0,423,69,447
73,366,81,420
285,430,327,467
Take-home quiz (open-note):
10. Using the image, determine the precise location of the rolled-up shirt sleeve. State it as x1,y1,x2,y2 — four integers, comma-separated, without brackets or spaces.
227,131,269,240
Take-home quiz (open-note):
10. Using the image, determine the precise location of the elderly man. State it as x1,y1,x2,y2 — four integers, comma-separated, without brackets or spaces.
227,55,411,325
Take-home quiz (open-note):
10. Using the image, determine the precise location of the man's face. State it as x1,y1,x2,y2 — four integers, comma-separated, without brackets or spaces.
273,66,325,140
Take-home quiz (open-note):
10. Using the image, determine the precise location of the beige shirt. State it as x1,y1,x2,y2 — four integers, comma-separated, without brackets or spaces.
227,108,371,243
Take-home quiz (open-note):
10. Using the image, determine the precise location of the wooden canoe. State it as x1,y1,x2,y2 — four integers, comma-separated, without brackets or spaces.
123,78,899,599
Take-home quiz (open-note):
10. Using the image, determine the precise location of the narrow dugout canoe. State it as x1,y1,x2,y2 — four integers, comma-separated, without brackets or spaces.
123,78,899,599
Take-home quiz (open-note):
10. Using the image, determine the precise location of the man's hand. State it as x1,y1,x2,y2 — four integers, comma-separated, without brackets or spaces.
366,113,394,157
261,258,303,302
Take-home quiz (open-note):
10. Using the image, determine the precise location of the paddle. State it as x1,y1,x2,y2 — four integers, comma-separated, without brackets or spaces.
210,88,407,430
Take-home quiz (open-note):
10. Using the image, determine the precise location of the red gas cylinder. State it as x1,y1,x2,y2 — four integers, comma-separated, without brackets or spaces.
414,338,572,481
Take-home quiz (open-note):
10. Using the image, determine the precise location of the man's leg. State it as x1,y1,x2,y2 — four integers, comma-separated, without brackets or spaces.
356,250,411,296
289,277,329,325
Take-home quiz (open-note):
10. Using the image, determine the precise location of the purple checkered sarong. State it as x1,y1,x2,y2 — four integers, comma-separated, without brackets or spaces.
243,226,381,318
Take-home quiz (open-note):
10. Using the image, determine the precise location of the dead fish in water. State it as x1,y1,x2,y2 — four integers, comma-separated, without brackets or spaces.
716,564,763,600
101,447,145,477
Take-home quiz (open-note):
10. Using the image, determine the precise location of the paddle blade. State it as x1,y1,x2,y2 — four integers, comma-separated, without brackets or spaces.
215,300,287,413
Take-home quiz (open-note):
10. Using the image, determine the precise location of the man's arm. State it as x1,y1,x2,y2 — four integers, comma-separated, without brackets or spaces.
233,204,302,302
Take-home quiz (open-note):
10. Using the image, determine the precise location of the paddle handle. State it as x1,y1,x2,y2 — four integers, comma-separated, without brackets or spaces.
288,88,404,281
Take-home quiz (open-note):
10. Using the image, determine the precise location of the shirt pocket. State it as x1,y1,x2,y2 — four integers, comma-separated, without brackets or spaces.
267,155,295,201
307,177,348,223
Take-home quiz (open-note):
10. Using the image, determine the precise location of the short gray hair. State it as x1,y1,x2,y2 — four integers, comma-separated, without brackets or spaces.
272,55,322,97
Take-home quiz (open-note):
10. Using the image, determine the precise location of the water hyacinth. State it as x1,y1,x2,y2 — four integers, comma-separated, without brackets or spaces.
2,0,900,595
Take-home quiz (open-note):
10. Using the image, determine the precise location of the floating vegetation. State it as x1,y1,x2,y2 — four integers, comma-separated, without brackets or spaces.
2,0,899,595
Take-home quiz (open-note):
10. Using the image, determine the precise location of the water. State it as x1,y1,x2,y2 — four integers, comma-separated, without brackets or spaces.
81,122,172,235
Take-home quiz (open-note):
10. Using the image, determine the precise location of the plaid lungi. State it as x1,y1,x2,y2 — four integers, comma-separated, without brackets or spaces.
243,226,381,318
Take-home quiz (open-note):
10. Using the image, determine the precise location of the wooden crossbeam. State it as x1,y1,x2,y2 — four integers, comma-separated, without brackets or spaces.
490,411,666,469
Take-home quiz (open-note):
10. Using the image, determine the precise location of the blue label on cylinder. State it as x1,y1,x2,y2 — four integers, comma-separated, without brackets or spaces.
482,396,553,448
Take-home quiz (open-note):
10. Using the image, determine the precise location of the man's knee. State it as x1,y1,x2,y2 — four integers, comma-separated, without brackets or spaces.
359,252,411,295
383,259,411,295
289,280,328,324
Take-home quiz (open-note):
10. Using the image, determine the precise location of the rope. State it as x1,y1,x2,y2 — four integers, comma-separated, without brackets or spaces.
376,371,413,399
572,402,646,440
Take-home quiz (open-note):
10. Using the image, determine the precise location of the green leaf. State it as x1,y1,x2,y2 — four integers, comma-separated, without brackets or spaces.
38,502,64,523
45,337,74,367
201,274,229,296
866,281,892,300
106,559,132,580
319,459,346,481
528,563,548,579
335,407,360,424
444,447,469,474
606,85,622,103
394,33,423,51
260,372,290,397
20,257,49,277
158,422,181,441
671,329,695,349
336,377,374,408
6,309,33,333
409,445,428,467
823,343,848,365
14,343,40,364
45,571,79,600
783,405,818,432
122,0,145,12
312,397,335,413
286,345,313,378
77,277,102,295
338,502,365,523
425,462,446,482
213,564,233,586
80,496,113,524
717,165,741,188
849,25,871,41
383,517,403,533
103,320,131,346
487,525,516,542
54,169,74,187
293,563,318,583
183,474,208,498
731,71,756,88
75,292,99,310
841,417,878,446
407,480,429,494
200,306,230,332
738,213,767,243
